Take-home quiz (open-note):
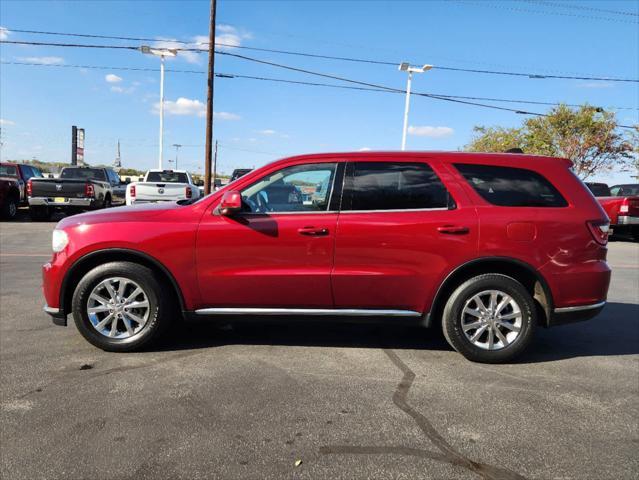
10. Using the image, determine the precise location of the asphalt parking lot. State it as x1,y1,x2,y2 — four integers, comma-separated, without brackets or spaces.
1,212,638,480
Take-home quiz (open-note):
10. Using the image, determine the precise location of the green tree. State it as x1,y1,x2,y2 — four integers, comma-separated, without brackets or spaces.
465,104,635,179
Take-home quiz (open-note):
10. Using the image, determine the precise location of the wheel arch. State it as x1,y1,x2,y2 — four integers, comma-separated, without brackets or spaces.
60,248,186,317
429,257,554,328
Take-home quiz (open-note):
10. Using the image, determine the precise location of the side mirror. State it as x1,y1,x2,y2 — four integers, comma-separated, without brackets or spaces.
218,190,242,216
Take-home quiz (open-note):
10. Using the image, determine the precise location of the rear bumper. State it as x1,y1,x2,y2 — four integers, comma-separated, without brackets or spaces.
44,304,67,326
29,197,95,208
616,216,639,225
549,301,606,326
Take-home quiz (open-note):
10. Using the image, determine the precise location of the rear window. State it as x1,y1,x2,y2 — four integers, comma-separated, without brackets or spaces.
0,165,18,177
345,162,450,211
146,171,188,183
455,164,567,207
60,168,106,181
610,184,639,196
586,183,611,197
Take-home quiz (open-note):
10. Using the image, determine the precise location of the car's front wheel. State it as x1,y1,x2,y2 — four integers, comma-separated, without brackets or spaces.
72,261,172,351
442,274,537,363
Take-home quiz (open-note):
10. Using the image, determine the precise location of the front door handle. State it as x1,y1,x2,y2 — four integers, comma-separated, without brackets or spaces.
437,225,469,235
298,226,329,236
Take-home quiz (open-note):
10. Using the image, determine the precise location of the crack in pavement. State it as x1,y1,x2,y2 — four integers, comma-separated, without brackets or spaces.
320,349,526,480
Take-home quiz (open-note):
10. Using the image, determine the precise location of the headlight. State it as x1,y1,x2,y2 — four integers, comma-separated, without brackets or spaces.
52,229,69,253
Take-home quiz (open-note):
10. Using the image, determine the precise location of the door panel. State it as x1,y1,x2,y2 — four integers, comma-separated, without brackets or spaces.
196,213,337,308
331,159,478,313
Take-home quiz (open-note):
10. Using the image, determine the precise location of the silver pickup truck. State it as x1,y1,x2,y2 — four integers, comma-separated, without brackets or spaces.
126,169,201,205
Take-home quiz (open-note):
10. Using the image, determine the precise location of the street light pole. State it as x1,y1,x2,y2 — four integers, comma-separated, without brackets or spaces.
398,62,433,151
172,143,182,169
140,45,178,170
401,71,413,151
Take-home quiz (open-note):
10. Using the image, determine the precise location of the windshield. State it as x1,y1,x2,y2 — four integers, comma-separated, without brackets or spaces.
60,168,106,181
0,165,18,177
146,171,188,183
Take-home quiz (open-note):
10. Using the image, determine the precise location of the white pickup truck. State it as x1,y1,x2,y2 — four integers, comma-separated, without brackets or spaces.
126,169,201,206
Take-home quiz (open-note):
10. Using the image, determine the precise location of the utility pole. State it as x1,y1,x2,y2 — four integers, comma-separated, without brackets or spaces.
204,0,217,195
172,144,182,169
212,140,218,190
398,63,432,150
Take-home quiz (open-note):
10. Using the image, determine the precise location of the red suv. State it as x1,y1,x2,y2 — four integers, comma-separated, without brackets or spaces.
42,152,611,363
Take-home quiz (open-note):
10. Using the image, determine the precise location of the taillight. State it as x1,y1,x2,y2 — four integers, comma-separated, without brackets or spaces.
619,198,629,215
130,185,136,198
26,179,33,196
185,186,192,199
85,183,95,198
587,220,610,246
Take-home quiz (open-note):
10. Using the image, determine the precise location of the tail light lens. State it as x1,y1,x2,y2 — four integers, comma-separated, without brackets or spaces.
619,198,629,215
130,185,136,198
85,183,95,198
587,220,610,246
26,179,33,196
185,186,192,199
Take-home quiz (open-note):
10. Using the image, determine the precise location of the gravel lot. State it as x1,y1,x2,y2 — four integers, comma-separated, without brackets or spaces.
1,214,638,480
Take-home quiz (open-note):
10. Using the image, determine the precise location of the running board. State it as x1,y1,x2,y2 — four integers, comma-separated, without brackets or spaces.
193,307,422,317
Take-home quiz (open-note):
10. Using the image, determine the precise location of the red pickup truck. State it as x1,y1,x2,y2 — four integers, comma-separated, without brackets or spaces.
586,183,639,241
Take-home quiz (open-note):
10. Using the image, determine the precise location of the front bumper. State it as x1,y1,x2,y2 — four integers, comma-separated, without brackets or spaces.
616,216,639,225
29,197,94,207
549,301,606,326
44,304,67,326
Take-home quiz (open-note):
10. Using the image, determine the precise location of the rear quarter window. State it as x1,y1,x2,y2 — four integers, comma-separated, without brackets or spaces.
454,163,567,207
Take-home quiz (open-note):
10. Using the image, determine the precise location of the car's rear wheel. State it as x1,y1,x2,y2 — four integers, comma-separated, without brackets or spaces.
2,195,18,219
442,274,536,363
72,261,172,351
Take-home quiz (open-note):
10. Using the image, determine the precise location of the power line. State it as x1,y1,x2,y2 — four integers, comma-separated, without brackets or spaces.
2,34,638,82
3,59,639,122
520,0,639,17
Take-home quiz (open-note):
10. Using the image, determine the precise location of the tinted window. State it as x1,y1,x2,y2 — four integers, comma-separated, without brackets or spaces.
31,167,43,178
345,162,450,211
455,164,567,207
60,168,106,181
0,165,18,177
241,163,337,213
611,184,639,196
586,183,611,197
146,171,188,183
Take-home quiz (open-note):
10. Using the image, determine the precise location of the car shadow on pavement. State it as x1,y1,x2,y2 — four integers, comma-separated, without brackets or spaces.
519,301,639,363
155,301,638,362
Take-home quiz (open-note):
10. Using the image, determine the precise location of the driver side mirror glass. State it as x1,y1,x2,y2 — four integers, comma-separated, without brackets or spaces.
219,190,242,216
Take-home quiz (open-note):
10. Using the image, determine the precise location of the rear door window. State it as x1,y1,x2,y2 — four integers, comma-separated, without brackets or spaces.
454,164,567,207
146,171,189,183
343,162,450,211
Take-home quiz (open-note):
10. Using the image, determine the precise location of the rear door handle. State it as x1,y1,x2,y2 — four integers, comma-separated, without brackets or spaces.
437,225,469,235
298,226,329,236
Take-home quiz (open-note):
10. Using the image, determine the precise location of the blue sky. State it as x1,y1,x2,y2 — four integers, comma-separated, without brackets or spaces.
1,0,637,183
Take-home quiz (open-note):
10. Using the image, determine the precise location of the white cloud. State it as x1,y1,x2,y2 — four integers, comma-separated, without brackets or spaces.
152,97,240,120
0,27,9,40
151,25,251,65
577,81,614,89
0,118,15,126
358,147,372,151
407,126,454,138
215,111,241,121
258,129,277,135
105,73,123,83
110,85,134,94
17,56,64,65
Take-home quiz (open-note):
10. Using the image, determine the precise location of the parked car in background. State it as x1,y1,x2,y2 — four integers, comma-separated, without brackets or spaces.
0,162,44,206
43,152,610,363
28,166,125,220
586,182,639,241
126,169,201,206
229,168,252,182
0,176,21,219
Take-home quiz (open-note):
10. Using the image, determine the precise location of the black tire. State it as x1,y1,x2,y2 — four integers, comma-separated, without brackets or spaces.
29,205,52,221
2,195,19,220
442,274,537,363
72,261,172,352
103,195,112,209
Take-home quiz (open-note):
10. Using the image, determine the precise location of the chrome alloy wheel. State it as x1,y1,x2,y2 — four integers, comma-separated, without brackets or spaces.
86,277,150,339
461,290,522,350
